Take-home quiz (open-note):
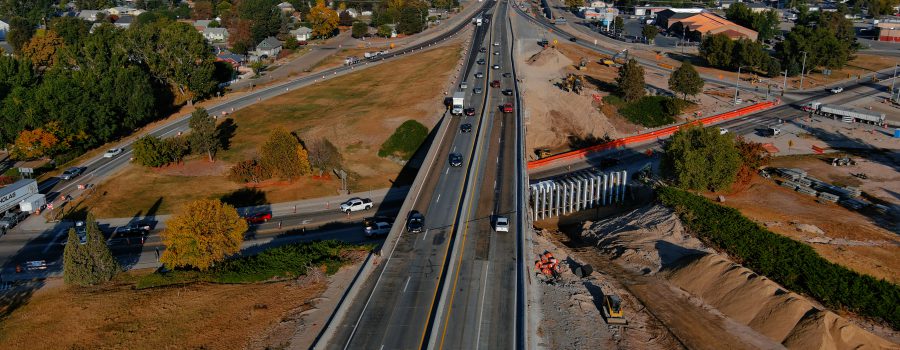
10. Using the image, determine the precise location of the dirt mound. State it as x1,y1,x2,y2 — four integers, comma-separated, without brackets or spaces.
579,205,712,274
526,47,571,67
666,254,897,349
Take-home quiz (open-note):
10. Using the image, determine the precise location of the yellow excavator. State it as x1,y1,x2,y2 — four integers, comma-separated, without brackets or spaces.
536,148,551,159
603,294,627,325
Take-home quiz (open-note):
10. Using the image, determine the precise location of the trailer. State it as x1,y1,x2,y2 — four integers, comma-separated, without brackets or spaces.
0,179,39,215
803,102,886,125
18,193,46,213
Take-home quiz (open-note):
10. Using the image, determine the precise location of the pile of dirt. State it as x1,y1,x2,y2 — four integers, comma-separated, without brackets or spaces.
578,204,898,349
666,254,897,349
579,205,712,274
526,47,571,67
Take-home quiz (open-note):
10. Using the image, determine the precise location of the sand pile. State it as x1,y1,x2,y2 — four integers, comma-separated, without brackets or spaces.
526,47,571,67
666,254,897,349
579,205,712,274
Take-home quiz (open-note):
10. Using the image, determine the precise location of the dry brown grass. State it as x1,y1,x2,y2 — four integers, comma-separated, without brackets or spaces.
75,43,462,218
0,272,327,350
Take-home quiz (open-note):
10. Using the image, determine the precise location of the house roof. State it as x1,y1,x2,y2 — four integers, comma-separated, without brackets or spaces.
257,36,283,50
217,50,246,63
204,27,228,36
745,2,769,8
77,10,104,20
277,2,295,9
195,19,212,28
116,15,134,24
291,26,312,34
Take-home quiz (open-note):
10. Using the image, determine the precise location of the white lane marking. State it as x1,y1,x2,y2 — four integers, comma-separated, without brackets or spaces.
453,146,457,153
446,168,450,175
436,194,441,203
475,261,491,349
494,180,497,190
422,229,429,241
44,228,67,253
403,276,412,293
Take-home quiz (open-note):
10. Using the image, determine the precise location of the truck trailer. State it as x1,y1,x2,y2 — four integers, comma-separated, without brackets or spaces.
802,102,886,125
0,179,39,216
451,92,465,115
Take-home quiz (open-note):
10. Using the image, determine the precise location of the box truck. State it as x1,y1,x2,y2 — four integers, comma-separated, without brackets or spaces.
451,92,465,115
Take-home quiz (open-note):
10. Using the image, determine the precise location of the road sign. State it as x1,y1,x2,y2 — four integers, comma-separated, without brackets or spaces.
553,39,558,45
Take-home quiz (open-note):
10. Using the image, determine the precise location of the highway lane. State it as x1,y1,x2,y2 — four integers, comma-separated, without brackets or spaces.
34,0,496,207
434,1,520,349
328,6,499,348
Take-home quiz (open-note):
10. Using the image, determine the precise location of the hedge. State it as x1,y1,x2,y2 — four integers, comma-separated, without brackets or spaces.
378,120,429,160
618,96,679,127
657,186,900,328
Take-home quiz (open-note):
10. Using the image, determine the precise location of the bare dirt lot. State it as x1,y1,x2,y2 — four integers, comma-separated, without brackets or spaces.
0,263,362,350
75,42,463,218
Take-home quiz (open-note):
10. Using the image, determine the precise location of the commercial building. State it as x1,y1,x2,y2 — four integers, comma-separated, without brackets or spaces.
877,21,900,42
658,10,758,41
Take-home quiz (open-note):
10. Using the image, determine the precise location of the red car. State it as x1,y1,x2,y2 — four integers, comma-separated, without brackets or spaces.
245,212,272,224
490,80,501,88
501,103,513,113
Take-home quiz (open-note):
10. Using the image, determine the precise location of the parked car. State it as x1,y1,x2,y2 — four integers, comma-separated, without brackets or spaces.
103,148,123,158
364,221,392,237
719,127,729,135
494,216,509,232
340,198,373,213
245,212,272,224
464,107,476,116
0,211,29,230
61,167,84,180
449,153,463,167
406,210,425,233
113,222,151,237
479,47,486,53
460,123,473,133
25,260,48,271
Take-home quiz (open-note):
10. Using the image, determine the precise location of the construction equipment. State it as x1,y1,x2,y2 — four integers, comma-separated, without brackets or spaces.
576,57,587,70
831,157,856,167
534,251,561,283
536,148,551,159
601,58,615,67
603,295,627,325
560,74,584,94
612,48,628,64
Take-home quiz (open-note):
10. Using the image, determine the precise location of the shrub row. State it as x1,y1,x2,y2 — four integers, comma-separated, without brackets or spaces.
618,96,679,127
657,186,900,328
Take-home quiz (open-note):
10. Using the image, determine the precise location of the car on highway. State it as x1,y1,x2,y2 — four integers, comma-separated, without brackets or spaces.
502,72,512,78
479,47,486,53
490,80,501,88
340,198,373,213
569,37,577,42
492,64,500,70
460,123,473,133
830,86,843,93
475,72,484,78
493,41,500,46
365,221,392,237
494,216,509,232
501,103,513,113
502,89,513,96
464,107,476,116
406,210,425,233
103,148,123,158
477,58,485,65
493,51,500,56
449,153,463,167
244,212,272,224
473,87,483,94
60,167,84,180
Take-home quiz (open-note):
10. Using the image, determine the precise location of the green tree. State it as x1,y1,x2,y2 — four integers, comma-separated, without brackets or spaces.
160,199,248,271
731,38,766,70
642,25,659,44
613,16,624,34
352,21,368,38
260,128,312,180
63,214,120,286
6,17,35,55
283,35,299,50
662,126,741,191
615,58,645,102
668,60,704,100
133,135,189,167
308,0,339,38
725,3,779,41
188,107,219,161
699,33,734,68
49,17,90,47
397,7,425,34
339,10,354,26
564,0,583,9
377,24,393,38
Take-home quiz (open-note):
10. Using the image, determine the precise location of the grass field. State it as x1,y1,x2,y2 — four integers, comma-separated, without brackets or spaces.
75,42,462,218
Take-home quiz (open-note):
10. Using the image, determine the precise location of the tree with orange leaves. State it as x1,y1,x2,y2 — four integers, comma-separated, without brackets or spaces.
12,128,60,160
160,199,248,271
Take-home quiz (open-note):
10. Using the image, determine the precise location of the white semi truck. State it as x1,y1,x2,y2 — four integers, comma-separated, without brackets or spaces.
0,179,39,215
802,102,886,125
451,92,465,115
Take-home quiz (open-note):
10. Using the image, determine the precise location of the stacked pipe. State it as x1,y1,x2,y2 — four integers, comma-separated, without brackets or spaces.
534,251,561,277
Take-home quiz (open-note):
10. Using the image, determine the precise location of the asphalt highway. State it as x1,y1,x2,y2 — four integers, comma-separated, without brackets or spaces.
327,4,501,348
433,1,520,349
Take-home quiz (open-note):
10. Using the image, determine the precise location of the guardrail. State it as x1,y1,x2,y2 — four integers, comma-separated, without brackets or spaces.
526,101,777,170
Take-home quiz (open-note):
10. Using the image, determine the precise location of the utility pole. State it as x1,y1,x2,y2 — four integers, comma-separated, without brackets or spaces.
799,51,808,90
891,64,898,99
782,70,788,95
734,66,744,105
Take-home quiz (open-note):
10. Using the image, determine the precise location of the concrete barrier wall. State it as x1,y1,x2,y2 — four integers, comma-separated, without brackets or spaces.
526,101,777,170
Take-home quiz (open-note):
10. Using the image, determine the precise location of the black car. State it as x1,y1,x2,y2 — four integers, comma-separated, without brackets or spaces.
477,58,485,65
502,89,513,96
479,47,486,53
114,222,151,237
464,107,476,116
460,123,473,133
569,37,577,42
406,210,425,233
449,153,463,167
502,72,512,78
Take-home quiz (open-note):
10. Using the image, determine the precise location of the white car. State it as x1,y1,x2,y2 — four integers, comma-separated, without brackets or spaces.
830,86,843,93
493,41,500,46
473,87,483,94
475,72,484,78
719,127,729,135
103,148,123,158
494,216,509,232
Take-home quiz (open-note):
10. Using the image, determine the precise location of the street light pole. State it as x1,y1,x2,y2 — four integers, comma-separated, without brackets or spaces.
891,64,898,98
734,66,744,105
782,70,788,95
799,51,808,90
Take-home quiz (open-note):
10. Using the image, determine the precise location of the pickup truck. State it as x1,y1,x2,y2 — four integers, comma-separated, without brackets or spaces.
0,211,29,230
340,198,373,213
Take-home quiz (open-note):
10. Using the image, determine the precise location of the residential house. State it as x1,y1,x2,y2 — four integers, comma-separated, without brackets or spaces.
216,49,248,75
113,15,134,29
746,2,772,13
255,36,283,58
277,2,296,13
660,11,758,41
290,26,312,41
203,27,228,42
78,10,105,21
0,20,7,40
106,6,144,16
194,19,213,31
346,8,359,17
428,8,449,19
361,10,373,16
589,1,610,8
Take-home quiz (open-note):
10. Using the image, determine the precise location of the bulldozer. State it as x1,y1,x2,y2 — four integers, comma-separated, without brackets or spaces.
536,148,551,159
603,294,627,325
560,74,584,94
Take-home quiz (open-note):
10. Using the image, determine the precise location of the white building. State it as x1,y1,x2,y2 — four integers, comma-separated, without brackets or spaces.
106,6,144,16
78,10,105,21
203,27,229,42
277,2,296,13
290,26,312,41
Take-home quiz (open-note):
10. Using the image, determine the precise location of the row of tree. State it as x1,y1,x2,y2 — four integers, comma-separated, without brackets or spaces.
615,58,704,103
0,17,226,160
724,3,780,42
229,128,342,183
